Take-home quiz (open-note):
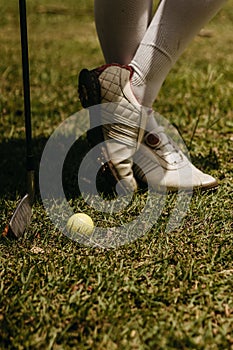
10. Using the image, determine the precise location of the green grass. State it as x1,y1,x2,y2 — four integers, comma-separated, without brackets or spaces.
0,0,233,349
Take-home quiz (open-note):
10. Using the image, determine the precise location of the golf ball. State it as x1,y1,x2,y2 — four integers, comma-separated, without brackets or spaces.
66,213,94,236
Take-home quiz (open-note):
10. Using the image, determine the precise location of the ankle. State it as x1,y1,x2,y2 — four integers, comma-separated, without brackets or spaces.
129,65,152,108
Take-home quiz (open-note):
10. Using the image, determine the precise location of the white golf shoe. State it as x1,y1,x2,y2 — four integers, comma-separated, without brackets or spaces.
78,63,148,192
78,64,218,193
133,112,218,191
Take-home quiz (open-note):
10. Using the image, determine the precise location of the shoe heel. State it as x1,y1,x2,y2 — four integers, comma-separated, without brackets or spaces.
78,69,101,108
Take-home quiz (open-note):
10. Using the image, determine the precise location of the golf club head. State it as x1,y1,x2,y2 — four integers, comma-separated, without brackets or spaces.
8,194,32,238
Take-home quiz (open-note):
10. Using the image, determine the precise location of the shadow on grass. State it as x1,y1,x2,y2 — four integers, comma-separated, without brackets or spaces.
0,135,115,200
0,131,221,204
0,137,46,199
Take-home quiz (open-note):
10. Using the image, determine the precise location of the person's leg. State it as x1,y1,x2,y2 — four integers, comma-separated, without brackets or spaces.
79,0,226,191
94,0,153,64
130,0,227,107
129,0,226,190
78,0,153,191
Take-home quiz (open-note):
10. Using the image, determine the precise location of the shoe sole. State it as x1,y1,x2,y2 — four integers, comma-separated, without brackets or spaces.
134,172,218,194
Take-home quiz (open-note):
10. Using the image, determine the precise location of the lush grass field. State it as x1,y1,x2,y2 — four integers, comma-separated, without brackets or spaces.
0,1,233,349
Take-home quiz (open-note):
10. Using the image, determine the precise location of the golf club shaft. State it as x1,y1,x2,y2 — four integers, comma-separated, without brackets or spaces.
19,0,35,203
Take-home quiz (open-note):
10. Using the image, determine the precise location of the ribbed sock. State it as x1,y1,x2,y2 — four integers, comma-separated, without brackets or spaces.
130,0,226,107
94,0,153,64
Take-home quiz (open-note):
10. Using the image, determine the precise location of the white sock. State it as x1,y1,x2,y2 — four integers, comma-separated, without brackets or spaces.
130,0,227,107
94,0,153,64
